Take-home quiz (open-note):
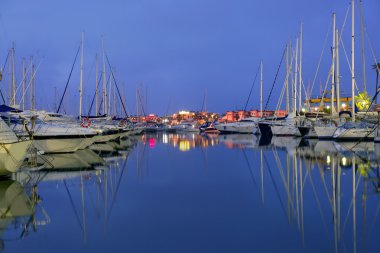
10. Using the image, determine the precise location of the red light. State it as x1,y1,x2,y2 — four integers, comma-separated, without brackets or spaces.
149,138,156,148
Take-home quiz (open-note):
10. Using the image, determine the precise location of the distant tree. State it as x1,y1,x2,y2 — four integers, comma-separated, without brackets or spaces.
355,91,371,111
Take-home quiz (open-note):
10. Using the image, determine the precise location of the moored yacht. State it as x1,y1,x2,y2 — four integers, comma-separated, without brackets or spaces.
215,117,260,134
12,119,98,153
174,123,199,133
0,118,32,175
333,121,376,141
271,113,304,137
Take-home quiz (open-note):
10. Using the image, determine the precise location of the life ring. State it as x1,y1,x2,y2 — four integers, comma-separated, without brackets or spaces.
81,117,91,128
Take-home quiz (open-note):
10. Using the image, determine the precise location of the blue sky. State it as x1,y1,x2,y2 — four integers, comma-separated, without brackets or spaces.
0,0,379,116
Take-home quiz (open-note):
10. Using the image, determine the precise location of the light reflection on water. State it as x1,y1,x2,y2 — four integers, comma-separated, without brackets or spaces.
3,133,380,252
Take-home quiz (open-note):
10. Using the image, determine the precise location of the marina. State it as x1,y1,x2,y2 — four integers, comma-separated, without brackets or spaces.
0,0,379,252
0,133,379,252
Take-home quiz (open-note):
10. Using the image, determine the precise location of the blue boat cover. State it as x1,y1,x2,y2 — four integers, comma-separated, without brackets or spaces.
0,104,22,113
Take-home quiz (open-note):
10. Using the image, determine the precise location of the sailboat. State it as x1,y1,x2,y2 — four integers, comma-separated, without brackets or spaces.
216,61,263,135
215,117,260,134
271,113,303,136
0,118,32,175
327,0,378,141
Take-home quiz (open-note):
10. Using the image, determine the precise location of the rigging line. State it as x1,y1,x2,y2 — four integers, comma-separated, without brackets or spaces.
87,72,103,116
63,180,84,232
369,200,380,234
341,175,362,236
284,46,295,111
359,0,367,91
80,54,97,114
14,58,42,105
107,157,129,219
306,168,330,236
286,47,297,110
0,50,10,104
17,60,43,107
243,62,261,111
56,45,81,113
264,45,286,111
272,146,296,213
274,71,287,113
309,5,349,102
301,79,310,111
200,92,206,112
315,162,334,211
340,39,360,93
356,0,379,66
83,54,97,92
241,148,260,193
309,18,333,100
1,49,9,72
364,28,379,68
312,63,333,120
105,55,128,117
263,152,288,217
137,87,147,116
95,73,111,115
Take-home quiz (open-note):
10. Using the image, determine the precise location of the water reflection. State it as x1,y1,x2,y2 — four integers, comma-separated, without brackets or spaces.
0,133,380,252
140,133,380,252
141,133,219,151
0,180,39,252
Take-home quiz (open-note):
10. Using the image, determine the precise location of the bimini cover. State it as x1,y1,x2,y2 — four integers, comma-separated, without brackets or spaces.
0,104,22,113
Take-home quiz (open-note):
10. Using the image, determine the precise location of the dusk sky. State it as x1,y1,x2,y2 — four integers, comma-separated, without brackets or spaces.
0,0,379,116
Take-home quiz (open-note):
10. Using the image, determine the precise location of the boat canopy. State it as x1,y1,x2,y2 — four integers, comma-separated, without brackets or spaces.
0,104,22,113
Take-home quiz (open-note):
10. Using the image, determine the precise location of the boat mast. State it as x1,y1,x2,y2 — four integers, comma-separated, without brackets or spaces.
101,36,107,115
122,82,126,117
54,86,57,112
113,71,116,117
11,45,15,106
260,60,263,117
359,0,366,92
351,0,355,122
95,53,99,116
136,82,139,120
293,38,299,114
286,45,289,113
331,13,336,115
298,23,303,113
336,28,340,113
22,58,26,111
79,32,84,120
108,69,112,116
30,57,35,111
7,49,11,105
205,88,207,112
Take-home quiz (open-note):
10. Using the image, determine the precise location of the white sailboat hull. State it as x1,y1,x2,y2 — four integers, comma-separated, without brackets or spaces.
271,124,301,137
33,138,85,153
333,127,376,140
215,123,258,134
0,140,32,175
39,149,104,170
314,126,337,139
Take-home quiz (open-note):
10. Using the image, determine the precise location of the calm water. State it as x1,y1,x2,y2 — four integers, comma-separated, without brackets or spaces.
3,133,380,253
